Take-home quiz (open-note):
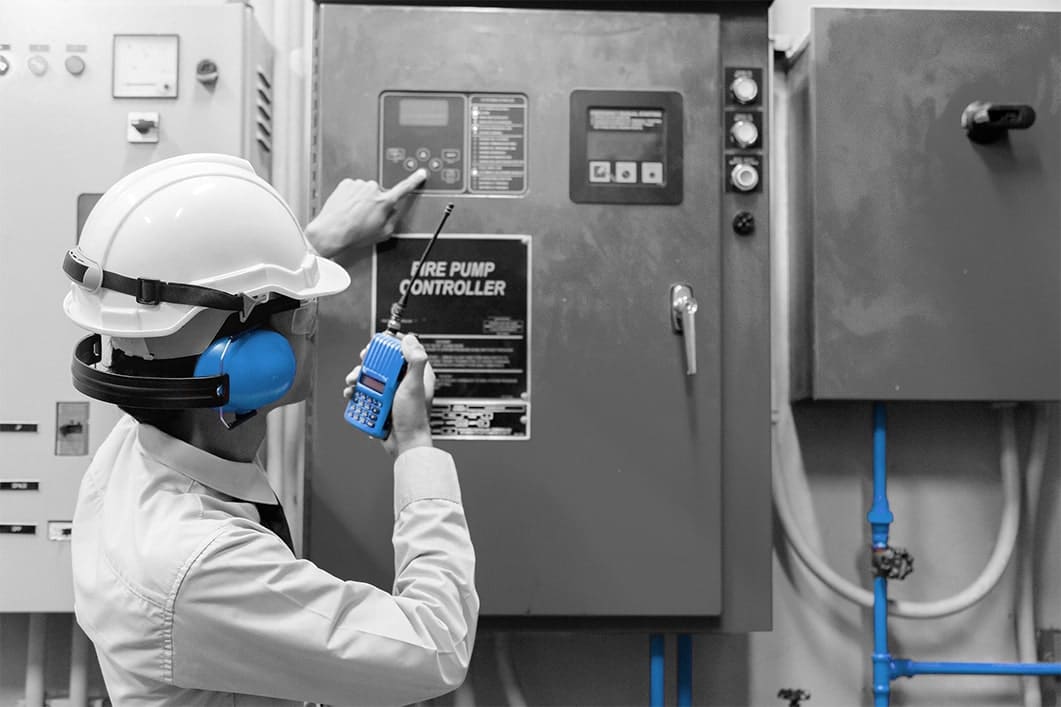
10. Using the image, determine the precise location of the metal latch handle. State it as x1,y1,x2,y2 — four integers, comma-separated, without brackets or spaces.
670,283,698,376
961,102,1036,144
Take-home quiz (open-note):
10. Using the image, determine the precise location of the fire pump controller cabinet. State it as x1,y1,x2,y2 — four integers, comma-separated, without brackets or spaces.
309,3,772,630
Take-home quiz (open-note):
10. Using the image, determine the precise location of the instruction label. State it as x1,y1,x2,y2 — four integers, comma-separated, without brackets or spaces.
373,235,530,439
469,94,527,194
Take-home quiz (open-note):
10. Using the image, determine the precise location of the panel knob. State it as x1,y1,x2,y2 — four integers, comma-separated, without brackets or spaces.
64,55,86,76
27,54,48,76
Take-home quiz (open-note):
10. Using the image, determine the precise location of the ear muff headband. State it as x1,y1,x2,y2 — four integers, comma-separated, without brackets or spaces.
72,335,228,409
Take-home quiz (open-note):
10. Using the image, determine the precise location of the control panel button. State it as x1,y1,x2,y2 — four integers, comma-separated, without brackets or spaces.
730,75,759,104
641,162,663,184
415,147,431,161
589,161,611,183
428,158,443,171
730,163,760,192
64,55,86,76
614,161,637,183
730,120,759,148
27,54,48,76
402,157,418,171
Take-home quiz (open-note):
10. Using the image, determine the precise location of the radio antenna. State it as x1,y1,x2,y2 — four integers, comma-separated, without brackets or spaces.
385,203,454,334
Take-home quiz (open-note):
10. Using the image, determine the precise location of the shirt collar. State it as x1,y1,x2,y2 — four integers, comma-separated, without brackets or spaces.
135,422,277,504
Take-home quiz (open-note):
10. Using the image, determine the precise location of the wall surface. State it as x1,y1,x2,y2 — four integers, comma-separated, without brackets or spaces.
3,2,1060,707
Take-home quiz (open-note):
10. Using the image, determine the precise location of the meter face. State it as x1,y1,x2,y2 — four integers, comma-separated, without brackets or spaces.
112,34,179,98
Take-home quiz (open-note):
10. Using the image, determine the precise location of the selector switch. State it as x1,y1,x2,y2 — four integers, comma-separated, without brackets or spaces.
0,56,10,76
27,54,48,76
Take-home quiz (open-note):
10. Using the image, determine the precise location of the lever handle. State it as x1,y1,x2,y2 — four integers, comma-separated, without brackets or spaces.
961,102,1036,144
131,117,157,134
671,283,698,376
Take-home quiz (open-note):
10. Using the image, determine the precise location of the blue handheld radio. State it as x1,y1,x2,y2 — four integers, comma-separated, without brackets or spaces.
344,203,454,439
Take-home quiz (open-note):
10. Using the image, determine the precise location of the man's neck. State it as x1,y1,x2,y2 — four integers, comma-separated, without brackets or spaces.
161,409,268,463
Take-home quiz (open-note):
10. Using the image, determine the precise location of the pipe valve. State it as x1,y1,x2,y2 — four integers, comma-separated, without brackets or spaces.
872,545,914,580
777,688,811,706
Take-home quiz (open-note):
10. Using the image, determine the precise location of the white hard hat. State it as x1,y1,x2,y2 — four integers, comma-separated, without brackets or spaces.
63,153,349,340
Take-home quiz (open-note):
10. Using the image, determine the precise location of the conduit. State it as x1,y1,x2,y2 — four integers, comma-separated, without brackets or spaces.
650,634,665,707
677,634,692,707
25,613,46,707
1017,405,1051,707
494,633,527,707
773,405,1021,618
69,617,89,707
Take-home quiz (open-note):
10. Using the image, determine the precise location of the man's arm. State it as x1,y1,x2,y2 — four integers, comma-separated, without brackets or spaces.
305,169,428,258
171,494,477,706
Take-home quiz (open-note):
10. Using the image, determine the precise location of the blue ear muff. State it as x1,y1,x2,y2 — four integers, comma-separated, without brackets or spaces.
193,329,296,414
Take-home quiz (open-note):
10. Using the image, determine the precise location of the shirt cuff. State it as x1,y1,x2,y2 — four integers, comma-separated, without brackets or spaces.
393,447,462,517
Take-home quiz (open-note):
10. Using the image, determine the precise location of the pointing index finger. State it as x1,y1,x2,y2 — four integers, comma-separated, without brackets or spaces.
381,168,428,206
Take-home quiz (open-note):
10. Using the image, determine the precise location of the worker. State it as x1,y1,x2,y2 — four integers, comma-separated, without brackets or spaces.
60,153,478,706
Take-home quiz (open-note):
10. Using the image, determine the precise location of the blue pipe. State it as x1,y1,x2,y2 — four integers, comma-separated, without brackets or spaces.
892,660,1061,677
868,401,1061,706
872,574,891,707
868,403,893,707
677,634,693,707
867,403,893,547
650,634,665,707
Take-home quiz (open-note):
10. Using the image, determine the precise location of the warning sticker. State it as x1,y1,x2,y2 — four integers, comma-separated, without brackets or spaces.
373,235,531,439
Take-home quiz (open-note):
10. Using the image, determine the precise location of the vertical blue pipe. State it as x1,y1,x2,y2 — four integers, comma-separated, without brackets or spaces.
867,402,893,707
650,634,665,707
677,633,693,707
867,403,893,547
873,575,891,707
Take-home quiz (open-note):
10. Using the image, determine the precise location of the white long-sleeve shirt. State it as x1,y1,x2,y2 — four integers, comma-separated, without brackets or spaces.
72,415,478,706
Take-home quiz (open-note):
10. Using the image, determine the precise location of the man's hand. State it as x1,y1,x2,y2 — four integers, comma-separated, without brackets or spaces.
306,169,428,258
343,333,435,458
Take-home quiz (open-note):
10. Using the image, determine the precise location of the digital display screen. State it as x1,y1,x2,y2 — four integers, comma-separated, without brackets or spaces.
399,98,450,127
586,130,663,162
586,108,665,162
360,374,386,394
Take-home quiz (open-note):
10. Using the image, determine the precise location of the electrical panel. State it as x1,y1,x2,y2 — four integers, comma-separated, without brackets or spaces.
0,1,273,612
788,9,1060,401
310,3,771,629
